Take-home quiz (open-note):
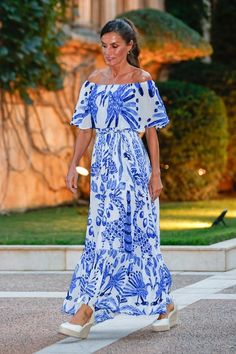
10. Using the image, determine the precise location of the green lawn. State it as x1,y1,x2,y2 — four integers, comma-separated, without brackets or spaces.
160,199,236,245
0,199,235,246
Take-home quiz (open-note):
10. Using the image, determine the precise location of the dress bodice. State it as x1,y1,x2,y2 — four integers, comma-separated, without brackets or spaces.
70,79,169,132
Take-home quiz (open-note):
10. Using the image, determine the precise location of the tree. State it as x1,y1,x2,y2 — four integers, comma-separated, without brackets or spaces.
211,0,236,66
0,0,66,103
165,0,209,35
0,0,67,211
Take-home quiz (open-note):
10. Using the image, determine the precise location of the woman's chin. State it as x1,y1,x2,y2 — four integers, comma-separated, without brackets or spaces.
105,61,115,66
104,58,118,66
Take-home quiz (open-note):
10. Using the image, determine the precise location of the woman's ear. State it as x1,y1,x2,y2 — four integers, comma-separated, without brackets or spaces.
129,39,134,50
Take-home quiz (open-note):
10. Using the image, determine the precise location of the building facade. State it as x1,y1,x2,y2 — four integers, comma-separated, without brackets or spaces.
70,0,165,29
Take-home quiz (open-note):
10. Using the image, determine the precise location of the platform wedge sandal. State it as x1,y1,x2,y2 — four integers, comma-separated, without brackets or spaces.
168,302,178,328
59,306,95,339
152,302,178,332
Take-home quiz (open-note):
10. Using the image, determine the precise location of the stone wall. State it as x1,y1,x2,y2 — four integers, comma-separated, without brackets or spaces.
0,39,101,213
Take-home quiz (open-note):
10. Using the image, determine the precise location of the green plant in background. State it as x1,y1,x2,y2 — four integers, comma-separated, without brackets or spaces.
169,61,236,187
116,8,211,55
211,0,236,66
0,0,66,103
165,0,209,35
166,0,236,192
156,80,228,201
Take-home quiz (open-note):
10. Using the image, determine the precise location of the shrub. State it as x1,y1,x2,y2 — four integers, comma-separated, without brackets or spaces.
169,60,236,186
116,8,211,54
165,0,209,35
211,0,236,66
155,80,228,201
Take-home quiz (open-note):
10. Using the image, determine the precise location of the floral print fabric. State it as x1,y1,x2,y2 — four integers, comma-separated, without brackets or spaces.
62,80,172,323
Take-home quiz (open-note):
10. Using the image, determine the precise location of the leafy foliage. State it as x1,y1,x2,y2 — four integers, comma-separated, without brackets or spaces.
165,0,209,35
169,60,236,186
116,8,210,52
0,0,66,103
211,0,236,65
156,80,228,201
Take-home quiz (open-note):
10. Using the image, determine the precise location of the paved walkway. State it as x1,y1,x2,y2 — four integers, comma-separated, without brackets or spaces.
0,270,235,354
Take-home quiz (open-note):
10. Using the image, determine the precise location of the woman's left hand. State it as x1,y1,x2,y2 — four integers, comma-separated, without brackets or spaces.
148,173,163,201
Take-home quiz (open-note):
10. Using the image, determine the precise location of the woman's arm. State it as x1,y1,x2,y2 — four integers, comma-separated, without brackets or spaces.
66,128,93,194
145,127,163,200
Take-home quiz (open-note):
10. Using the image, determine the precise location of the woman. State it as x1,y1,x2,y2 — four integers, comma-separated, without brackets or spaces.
59,18,177,339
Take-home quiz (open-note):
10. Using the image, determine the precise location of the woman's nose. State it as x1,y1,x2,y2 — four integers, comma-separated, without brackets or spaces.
105,47,112,55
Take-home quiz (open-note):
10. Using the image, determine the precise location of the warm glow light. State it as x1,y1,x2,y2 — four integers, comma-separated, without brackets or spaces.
76,166,89,176
162,209,236,218
198,168,206,176
160,220,211,230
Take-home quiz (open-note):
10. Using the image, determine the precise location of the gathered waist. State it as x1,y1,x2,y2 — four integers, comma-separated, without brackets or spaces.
95,127,139,135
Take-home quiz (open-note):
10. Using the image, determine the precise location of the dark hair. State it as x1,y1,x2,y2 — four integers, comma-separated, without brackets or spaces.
100,18,140,68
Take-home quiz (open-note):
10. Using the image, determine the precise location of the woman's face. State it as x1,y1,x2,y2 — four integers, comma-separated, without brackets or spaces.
101,32,133,66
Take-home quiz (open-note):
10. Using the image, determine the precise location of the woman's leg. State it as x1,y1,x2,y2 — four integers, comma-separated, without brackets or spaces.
69,304,93,325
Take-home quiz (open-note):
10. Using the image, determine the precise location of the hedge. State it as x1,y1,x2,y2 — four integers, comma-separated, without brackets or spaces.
169,60,236,186
165,0,209,35
153,80,228,201
211,0,236,66
116,8,211,53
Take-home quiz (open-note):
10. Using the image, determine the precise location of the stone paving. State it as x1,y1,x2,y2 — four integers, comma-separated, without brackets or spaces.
0,270,235,354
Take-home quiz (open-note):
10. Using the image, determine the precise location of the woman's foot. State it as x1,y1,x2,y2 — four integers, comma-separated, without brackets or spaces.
69,304,93,326
156,302,175,320
152,302,178,332
58,304,95,339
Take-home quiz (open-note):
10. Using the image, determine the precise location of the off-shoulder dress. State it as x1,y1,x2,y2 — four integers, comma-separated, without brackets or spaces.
62,79,173,323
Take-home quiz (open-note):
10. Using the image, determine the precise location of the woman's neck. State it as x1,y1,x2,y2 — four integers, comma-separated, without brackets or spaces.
108,64,135,83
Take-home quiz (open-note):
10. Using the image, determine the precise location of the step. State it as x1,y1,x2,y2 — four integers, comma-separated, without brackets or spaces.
0,238,235,272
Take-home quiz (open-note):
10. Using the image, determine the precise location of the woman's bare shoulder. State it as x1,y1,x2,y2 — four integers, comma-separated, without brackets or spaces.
132,69,152,82
87,69,107,83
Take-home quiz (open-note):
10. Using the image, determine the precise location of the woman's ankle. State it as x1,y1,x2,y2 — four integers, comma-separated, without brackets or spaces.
84,304,93,317
167,303,174,313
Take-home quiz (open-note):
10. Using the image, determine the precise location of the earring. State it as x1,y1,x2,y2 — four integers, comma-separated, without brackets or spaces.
128,50,131,54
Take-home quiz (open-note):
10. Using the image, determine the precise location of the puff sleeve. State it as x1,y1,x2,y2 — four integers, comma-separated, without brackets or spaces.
137,80,169,131
70,81,93,129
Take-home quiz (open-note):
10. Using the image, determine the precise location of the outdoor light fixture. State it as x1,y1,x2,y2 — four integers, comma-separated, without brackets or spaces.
74,166,89,205
211,208,228,227
161,163,169,170
198,168,206,176
76,166,89,176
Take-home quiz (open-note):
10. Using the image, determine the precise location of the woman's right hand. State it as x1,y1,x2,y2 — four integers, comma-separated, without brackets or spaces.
65,166,78,194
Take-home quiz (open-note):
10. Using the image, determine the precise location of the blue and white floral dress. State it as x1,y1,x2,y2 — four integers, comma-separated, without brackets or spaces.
62,79,173,323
